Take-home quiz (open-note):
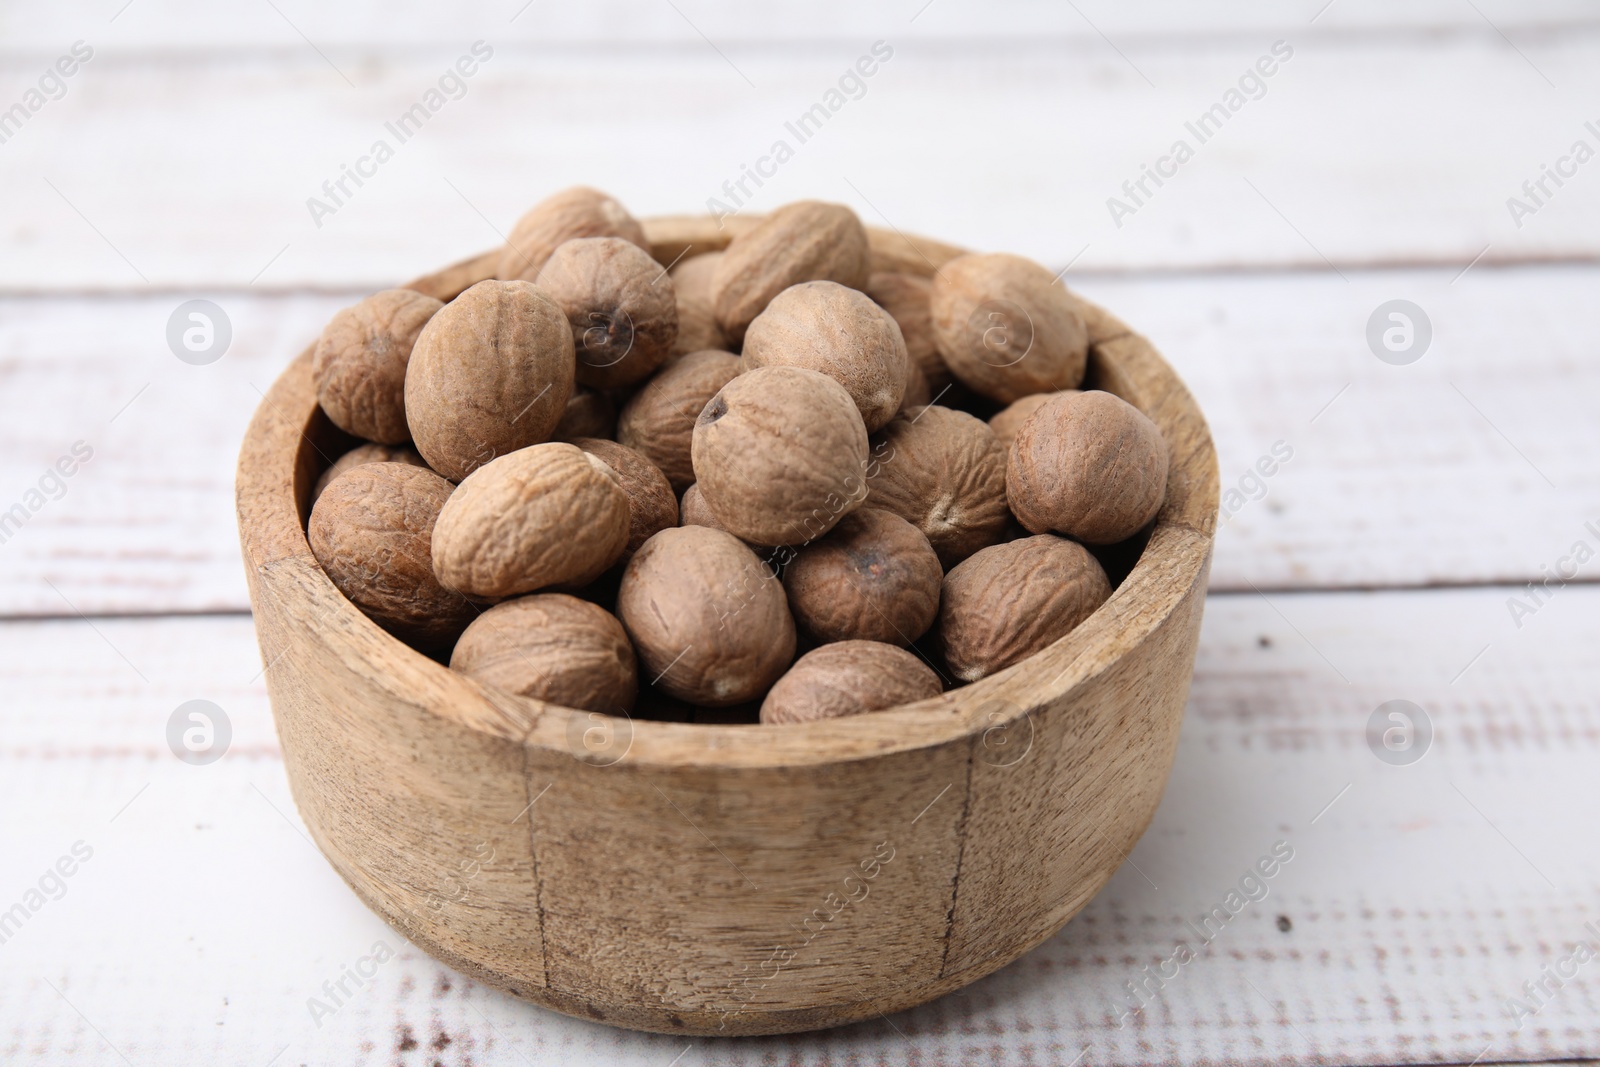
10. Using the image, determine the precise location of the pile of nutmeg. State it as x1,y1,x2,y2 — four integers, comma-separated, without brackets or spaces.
306,187,1169,726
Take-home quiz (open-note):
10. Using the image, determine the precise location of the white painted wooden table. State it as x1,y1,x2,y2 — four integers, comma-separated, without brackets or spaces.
2,3,1597,1065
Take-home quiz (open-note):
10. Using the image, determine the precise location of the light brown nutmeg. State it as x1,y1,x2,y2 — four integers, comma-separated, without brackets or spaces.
616,349,742,492
449,593,637,714
867,271,950,391
901,357,932,412
930,252,1089,403
864,405,1010,568
404,280,575,482
988,390,1075,450
431,442,629,598
670,252,727,356
679,483,730,533
313,289,442,445
939,534,1112,682
691,366,870,547
742,281,909,432
535,236,678,389
308,463,476,654
617,526,796,707
710,200,870,346
498,186,648,282
759,641,942,725
312,443,430,504
572,438,679,556
1008,390,1169,545
551,385,616,442
782,508,941,646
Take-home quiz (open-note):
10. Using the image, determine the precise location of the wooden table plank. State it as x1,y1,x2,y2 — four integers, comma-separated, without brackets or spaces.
1,585,1594,1065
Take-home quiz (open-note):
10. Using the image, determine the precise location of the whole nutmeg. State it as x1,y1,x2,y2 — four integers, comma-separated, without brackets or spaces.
551,385,616,442
710,201,870,345
939,534,1112,682
308,463,476,654
783,508,941,645
742,281,908,432
988,390,1074,450
617,526,796,706
1008,390,1169,545
431,442,629,597
901,358,932,412
536,237,678,389
498,186,648,282
572,438,679,556
450,594,637,714
312,442,430,504
760,641,942,725
867,271,950,391
670,252,727,356
404,280,575,482
930,252,1088,403
313,289,442,444
616,349,741,492
864,405,1009,568
679,482,730,533
691,366,869,547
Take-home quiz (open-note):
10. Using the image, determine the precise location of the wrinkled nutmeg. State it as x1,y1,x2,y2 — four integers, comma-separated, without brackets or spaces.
867,271,950,391
498,186,648,282
536,236,678,389
617,526,796,706
939,534,1111,682
313,289,442,444
864,404,1009,568
1007,390,1169,545
616,349,742,492
431,442,629,597
679,482,730,534
670,252,727,356
742,281,908,432
308,463,475,654
551,385,617,442
930,252,1088,403
312,443,430,504
691,366,869,547
783,508,941,645
760,641,942,725
450,593,637,714
988,391,1071,450
710,201,870,345
404,280,575,482
572,437,679,556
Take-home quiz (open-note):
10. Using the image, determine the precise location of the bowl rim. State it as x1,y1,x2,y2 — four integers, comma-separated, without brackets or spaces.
236,215,1218,770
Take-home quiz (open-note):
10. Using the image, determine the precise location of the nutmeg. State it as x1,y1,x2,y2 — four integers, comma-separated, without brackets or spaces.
900,358,932,412
308,463,476,654
691,366,869,547
679,482,730,534
313,289,442,444
783,508,941,645
939,534,1111,682
450,593,637,714
617,525,796,706
572,437,679,556
431,442,629,597
551,385,617,442
1007,390,1169,545
498,186,648,282
404,280,575,482
312,443,430,504
669,251,727,356
760,641,942,725
864,404,1009,567
988,390,1074,450
930,252,1088,403
535,236,678,389
867,270,950,392
710,200,870,345
742,281,908,432
616,349,742,492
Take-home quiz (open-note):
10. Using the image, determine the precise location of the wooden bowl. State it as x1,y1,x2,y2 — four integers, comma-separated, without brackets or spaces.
235,217,1218,1037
